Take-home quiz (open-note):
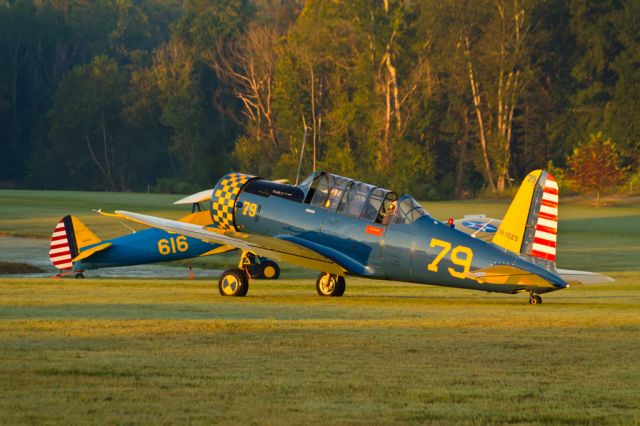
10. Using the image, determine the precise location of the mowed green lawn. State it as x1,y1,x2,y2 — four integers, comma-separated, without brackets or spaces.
0,189,188,239
1,190,639,423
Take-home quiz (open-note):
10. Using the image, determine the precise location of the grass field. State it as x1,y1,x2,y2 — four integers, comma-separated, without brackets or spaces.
1,190,639,423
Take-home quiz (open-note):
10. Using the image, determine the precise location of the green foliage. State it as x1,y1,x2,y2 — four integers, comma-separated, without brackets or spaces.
629,171,640,195
566,132,628,203
46,55,130,190
1,0,639,198
546,160,575,196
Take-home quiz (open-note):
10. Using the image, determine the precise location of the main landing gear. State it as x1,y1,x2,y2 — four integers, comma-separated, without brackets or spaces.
316,272,346,297
529,292,542,305
218,251,281,297
244,253,280,280
218,268,249,297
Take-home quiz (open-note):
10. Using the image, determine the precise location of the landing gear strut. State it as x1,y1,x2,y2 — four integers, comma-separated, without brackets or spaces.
218,251,282,297
218,250,252,296
316,272,346,297
242,252,281,280
529,293,542,305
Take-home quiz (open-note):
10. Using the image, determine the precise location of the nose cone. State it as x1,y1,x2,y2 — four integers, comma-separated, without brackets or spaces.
210,173,255,231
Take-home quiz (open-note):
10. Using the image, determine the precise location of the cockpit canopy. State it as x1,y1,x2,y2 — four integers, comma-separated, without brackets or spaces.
298,172,429,225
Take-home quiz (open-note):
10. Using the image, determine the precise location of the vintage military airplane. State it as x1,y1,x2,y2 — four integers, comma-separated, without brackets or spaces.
110,170,612,303
48,191,280,280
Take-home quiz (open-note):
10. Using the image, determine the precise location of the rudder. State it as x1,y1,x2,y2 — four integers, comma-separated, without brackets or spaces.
49,216,101,271
493,170,558,270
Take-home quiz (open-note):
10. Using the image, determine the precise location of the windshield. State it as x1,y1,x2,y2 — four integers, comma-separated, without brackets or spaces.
298,171,324,196
310,174,349,210
389,195,429,224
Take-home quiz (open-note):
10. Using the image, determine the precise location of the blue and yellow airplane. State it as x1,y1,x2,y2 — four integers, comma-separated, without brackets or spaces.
48,190,280,280
110,170,612,303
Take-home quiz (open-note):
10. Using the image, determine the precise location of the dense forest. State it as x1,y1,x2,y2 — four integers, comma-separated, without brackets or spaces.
1,0,638,198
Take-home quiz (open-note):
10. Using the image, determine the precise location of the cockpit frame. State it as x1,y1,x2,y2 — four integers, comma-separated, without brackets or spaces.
299,172,428,225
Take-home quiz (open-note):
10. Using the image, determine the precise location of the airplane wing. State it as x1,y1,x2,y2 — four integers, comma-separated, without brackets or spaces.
114,210,348,275
173,189,213,205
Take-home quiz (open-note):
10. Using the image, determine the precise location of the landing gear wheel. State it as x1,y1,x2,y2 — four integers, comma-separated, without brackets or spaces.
259,261,280,280
218,268,249,297
316,272,346,297
334,276,346,296
529,294,542,304
74,272,84,279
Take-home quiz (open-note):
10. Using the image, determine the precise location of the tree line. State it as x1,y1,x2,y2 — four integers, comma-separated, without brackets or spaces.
1,0,638,199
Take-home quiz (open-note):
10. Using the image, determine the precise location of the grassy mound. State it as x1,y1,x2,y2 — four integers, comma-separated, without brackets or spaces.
0,262,45,274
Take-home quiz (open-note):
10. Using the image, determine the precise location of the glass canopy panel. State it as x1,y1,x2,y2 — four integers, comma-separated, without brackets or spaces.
389,195,429,224
310,175,329,207
361,187,387,221
341,182,374,218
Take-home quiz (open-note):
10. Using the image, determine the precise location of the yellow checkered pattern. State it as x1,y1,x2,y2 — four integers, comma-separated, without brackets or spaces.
211,173,253,230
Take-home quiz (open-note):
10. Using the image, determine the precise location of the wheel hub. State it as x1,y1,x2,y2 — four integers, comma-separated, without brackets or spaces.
222,275,238,294
320,275,335,293
263,265,276,278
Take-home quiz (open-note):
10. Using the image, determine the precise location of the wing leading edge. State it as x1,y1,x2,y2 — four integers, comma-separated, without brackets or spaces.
114,210,348,275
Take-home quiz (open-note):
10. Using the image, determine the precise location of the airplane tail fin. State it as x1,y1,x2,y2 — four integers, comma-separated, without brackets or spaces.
49,216,101,270
492,170,558,270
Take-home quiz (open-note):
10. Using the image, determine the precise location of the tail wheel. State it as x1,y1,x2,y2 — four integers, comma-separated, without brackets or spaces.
259,261,280,280
529,294,542,304
218,268,249,297
316,272,346,297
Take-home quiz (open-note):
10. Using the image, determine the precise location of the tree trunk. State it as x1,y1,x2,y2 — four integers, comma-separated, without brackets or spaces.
309,64,317,172
463,37,496,192
456,107,470,198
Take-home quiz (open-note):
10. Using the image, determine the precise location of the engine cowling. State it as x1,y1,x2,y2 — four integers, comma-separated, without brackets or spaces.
209,173,256,231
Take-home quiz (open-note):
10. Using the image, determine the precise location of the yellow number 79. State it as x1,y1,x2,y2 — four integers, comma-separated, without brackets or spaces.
427,238,473,279
242,202,258,217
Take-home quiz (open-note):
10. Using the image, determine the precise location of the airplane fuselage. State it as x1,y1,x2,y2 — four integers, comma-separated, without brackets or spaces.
231,179,566,295
74,228,221,270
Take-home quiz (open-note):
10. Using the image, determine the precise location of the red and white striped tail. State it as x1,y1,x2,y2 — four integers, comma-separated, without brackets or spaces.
49,218,74,270
530,173,558,262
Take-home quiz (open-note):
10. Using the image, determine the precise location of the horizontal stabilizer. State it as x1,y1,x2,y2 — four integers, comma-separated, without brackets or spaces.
455,215,501,241
72,242,113,262
174,189,213,205
556,269,614,286
468,265,561,288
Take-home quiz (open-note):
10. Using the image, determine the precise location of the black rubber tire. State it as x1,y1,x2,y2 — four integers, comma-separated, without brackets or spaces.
259,261,280,280
237,274,250,297
75,272,84,279
316,272,345,297
529,294,542,304
218,268,249,297
334,275,346,296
